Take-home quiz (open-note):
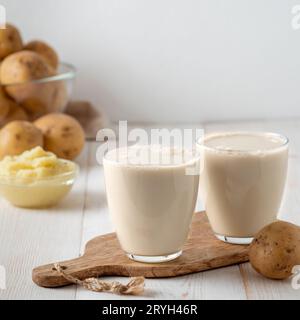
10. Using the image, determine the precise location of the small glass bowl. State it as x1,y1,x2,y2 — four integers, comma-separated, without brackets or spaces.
2,62,76,120
0,161,79,208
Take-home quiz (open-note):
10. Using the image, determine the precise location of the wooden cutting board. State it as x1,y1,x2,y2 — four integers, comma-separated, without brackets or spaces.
32,211,249,288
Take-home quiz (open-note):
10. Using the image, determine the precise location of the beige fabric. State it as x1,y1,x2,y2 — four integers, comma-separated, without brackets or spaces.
54,263,145,295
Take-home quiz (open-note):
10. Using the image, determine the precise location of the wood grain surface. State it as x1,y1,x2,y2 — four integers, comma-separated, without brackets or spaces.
32,212,249,288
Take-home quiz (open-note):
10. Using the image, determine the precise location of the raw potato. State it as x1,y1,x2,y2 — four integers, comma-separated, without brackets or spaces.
0,50,61,119
10,81,67,120
51,80,68,113
0,87,11,121
0,121,43,159
0,100,28,127
34,113,85,160
13,83,51,120
0,86,28,125
249,221,300,280
0,50,55,85
0,61,2,83
0,24,70,125
0,23,23,60
24,40,59,70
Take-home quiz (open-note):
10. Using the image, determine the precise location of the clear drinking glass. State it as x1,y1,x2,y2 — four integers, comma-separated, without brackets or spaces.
103,145,200,263
197,132,289,244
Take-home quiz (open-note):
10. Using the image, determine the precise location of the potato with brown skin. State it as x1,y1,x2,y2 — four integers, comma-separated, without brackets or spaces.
0,23,23,60
0,101,28,127
50,80,68,113
0,86,28,125
0,87,11,121
0,50,55,85
0,62,2,83
249,220,300,280
34,113,85,160
0,50,57,119
11,81,66,120
0,121,43,159
24,40,59,70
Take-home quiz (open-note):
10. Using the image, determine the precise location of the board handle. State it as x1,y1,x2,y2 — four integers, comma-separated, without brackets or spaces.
32,256,110,288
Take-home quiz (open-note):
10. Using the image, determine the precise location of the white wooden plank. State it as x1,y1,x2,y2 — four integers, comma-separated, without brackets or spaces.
239,263,300,300
77,267,247,300
0,145,89,300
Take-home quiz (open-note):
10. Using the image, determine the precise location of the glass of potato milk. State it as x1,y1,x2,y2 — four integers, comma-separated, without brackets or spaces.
198,132,289,244
103,144,200,263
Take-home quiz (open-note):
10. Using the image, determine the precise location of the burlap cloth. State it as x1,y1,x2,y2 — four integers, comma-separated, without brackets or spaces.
65,100,110,140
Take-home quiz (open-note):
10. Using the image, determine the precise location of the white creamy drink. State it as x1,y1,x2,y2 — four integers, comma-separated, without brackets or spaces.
103,145,200,262
199,132,288,244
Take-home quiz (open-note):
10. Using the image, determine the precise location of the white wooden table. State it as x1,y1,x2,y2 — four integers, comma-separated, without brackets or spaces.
1,119,300,300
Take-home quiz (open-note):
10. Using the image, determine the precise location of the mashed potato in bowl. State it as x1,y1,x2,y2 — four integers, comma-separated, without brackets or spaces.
0,146,78,208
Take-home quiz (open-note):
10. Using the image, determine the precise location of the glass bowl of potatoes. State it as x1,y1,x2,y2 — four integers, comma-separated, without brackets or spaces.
0,59,76,122
0,23,76,123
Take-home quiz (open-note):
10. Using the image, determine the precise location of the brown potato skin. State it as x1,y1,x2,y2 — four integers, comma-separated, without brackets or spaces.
0,50,55,85
8,81,67,120
0,86,11,120
0,23,23,60
0,86,28,125
0,51,63,119
24,40,59,70
249,221,300,280
34,113,85,160
0,98,28,127
50,80,68,114
0,120,43,159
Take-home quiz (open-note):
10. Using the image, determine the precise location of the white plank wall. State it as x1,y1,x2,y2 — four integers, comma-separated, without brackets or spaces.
0,120,300,300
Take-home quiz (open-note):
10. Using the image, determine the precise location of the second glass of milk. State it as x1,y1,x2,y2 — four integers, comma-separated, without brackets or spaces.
103,145,200,263
198,132,289,244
